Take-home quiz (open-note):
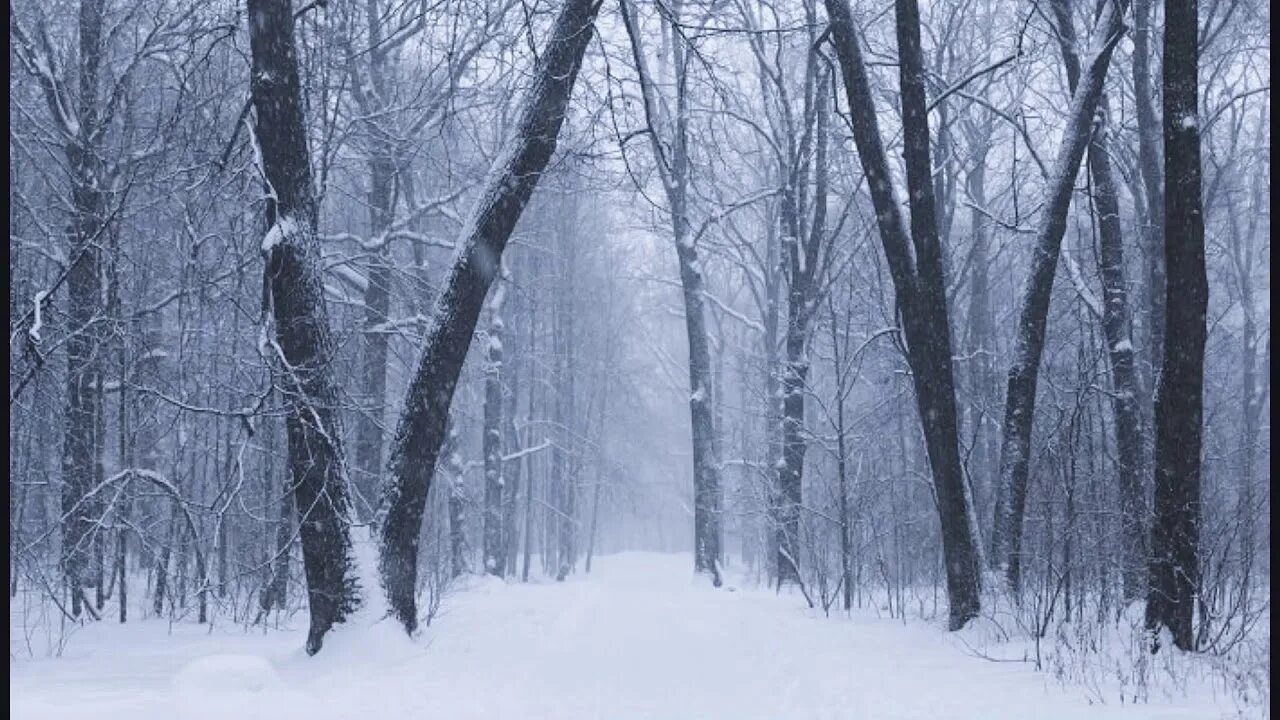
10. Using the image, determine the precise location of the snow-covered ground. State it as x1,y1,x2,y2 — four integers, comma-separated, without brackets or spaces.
11,552,1244,719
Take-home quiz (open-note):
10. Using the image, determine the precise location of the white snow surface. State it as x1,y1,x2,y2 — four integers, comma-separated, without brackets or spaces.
11,552,1238,719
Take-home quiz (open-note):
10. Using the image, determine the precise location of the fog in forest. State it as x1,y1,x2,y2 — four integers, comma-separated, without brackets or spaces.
9,0,1269,716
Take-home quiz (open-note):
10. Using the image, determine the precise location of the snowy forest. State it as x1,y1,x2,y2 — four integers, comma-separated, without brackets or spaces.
8,0,1270,717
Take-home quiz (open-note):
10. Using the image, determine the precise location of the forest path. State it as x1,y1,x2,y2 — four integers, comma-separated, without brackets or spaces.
12,552,1219,719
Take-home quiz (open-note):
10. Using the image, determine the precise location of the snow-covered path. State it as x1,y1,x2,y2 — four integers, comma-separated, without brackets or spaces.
12,552,1227,719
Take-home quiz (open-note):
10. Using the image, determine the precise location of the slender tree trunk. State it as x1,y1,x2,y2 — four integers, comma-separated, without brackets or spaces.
153,514,173,617
554,223,577,581
993,1,1125,592
619,0,722,585
1048,0,1147,601
353,156,395,518
444,421,467,579
584,470,604,574
249,0,361,655
378,0,601,632
1146,0,1206,652
502,304,524,575
830,299,854,612
777,67,829,589
350,0,397,520
965,135,1002,565
824,0,984,628
61,0,107,622
521,277,539,583
483,277,508,576
1132,0,1166,399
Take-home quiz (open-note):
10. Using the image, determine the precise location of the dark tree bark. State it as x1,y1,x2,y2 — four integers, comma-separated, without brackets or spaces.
249,0,361,655
50,0,108,621
1048,0,1147,601
377,0,601,633
823,0,984,628
992,1,1125,593
1146,0,1207,653
777,64,830,589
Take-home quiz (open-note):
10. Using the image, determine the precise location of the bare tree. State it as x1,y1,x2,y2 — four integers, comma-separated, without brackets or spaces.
823,0,985,628
378,0,602,633
619,0,724,586
248,0,362,655
1146,0,1207,653
992,0,1125,593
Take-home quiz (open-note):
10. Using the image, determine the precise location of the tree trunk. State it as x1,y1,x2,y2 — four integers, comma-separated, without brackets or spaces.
350,0,398,520
554,224,577,582
60,0,107,622
1146,0,1206,653
965,135,1002,566
777,67,829,589
444,421,468,579
502,294,524,575
377,0,601,633
1048,0,1147,601
1132,0,1166,399
353,156,395,519
249,0,361,655
824,0,985,628
619,0,721,586
993,1,1125,593
521,275,540,583
483,276,508,576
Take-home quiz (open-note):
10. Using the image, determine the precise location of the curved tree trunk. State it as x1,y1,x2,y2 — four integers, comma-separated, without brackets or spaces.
992,1,1125,593
378,0,602,633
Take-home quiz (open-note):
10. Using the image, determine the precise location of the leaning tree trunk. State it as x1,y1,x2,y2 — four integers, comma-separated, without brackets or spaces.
377,0,602,633
1048,0,1147,601
993,1,1125,593
248,0,361,655
824,0,984,628
1146,0,1206,653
